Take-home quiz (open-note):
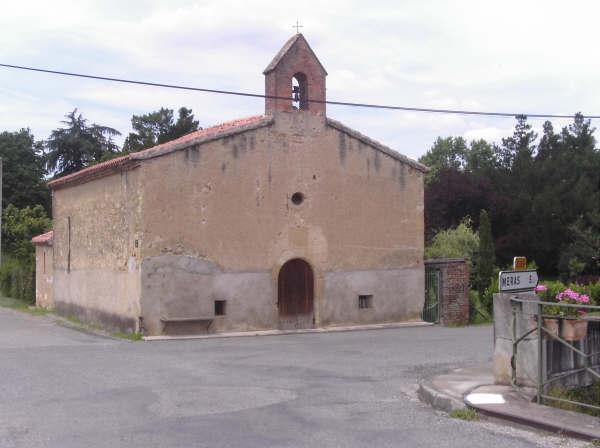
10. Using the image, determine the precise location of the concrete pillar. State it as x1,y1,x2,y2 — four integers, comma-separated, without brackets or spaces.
493,292,539,386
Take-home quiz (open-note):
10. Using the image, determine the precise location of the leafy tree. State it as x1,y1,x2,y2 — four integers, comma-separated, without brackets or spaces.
425,217,479,270
419,136,467,185
424,113,600,277
122,107,200,153
0,129,50,213
558,210,600,279
1,204,51,300
44,109,121,178
424,167,506,242
465,139,500,179
477,210,495,310
498,114,537,172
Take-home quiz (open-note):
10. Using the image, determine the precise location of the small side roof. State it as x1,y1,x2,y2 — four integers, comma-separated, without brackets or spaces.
31,230,53,245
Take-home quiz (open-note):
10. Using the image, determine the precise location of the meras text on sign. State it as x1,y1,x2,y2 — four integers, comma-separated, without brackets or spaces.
498,270,539,292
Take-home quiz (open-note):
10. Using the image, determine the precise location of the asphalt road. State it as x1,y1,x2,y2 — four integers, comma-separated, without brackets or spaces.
0,308,587,447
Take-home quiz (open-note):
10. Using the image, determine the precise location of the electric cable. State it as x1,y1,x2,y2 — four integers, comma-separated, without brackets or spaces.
1,62,598,119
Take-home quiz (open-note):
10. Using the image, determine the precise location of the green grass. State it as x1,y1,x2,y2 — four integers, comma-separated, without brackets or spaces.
546,383,600,417
112,331,143,341
449,407,480,421
0,295,50,315
1,294,142,341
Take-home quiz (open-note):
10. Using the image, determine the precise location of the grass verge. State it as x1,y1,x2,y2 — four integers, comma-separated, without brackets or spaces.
0,295,141,341
449,407,480,421
546,383,600,417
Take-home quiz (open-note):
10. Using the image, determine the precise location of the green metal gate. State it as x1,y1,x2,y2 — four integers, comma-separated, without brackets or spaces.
423,267,440,323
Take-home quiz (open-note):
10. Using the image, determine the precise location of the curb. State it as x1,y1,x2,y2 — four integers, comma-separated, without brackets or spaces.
417,380,466,413
143,321,432,341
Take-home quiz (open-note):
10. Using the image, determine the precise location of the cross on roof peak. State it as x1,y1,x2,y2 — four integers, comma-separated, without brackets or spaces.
293,21,303,34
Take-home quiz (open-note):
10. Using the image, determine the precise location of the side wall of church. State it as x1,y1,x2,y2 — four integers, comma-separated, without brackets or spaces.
51,169,142,333
34,244,54,309
138,112,425,335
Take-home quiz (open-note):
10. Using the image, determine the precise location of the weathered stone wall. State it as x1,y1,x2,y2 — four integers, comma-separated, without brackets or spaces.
425,259,469,325
34,244,53,308
51,168,142,333
138,111,426,334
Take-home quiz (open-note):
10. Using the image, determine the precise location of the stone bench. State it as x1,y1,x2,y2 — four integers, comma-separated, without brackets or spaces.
160,316,214,334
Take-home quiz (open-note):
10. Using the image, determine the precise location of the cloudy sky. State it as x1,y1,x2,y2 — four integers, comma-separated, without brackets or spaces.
1,0,599,161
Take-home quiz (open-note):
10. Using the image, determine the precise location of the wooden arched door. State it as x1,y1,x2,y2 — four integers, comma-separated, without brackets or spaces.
278,259,314,330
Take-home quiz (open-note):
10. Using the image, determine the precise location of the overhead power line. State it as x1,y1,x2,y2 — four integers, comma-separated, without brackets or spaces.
1,62,598,119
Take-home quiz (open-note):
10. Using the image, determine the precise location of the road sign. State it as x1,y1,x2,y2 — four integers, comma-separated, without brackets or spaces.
513,256,527,271
498,270,538,292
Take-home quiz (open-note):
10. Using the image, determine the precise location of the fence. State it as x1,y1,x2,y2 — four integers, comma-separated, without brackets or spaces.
509,296,600,412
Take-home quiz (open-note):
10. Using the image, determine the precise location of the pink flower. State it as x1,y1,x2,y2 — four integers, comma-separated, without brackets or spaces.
580,295,590,303
535,285,547,292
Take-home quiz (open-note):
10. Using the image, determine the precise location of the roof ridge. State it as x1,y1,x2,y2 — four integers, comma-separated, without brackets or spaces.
263,34,327,75
326,118,430,173
48,115,273,189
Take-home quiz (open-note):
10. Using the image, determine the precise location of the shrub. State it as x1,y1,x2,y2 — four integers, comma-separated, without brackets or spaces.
0,255,34,302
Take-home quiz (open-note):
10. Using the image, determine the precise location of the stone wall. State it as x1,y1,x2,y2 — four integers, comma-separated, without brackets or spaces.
51,168,142,333
136,112,427,334
34,244,53,309
425,259,469,325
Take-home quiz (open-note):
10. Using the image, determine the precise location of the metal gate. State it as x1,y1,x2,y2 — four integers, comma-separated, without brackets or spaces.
423,267,440,323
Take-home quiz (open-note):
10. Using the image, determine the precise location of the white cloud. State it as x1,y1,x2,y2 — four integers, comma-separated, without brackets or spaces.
1,0,599,158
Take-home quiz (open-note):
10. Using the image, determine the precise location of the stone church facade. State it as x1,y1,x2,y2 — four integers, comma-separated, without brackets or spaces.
35,34,429,336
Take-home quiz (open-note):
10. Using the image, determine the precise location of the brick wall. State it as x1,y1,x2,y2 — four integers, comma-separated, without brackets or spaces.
425,259,470,325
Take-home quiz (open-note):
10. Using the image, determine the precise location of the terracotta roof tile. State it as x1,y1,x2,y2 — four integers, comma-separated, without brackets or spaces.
134,115,270,158
263,33,327,75
31,230,53,245
48,115,272,189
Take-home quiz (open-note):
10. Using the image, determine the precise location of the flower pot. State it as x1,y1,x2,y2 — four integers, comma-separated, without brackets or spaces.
561,319,588,342
543,318,560,340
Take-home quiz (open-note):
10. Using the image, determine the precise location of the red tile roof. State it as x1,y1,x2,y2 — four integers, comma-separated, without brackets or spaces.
48,115,272,189
31,230,53,245
263,33,327,75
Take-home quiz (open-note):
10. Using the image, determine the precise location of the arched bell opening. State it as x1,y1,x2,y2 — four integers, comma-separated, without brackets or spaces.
292,72,309,110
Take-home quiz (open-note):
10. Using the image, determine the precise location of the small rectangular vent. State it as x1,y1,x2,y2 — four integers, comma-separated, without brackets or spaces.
215,300,227,316
358,295,373,309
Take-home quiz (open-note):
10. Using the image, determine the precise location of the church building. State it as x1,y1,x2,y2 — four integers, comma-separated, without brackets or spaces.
34,34,429,336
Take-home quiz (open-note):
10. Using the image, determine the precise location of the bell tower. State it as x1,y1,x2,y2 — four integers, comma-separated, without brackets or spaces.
263,34,328,116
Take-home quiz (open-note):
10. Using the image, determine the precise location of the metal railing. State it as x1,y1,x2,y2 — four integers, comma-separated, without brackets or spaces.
510,296,600,412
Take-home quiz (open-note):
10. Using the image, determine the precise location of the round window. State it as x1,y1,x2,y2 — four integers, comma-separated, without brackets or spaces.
291,192,304,205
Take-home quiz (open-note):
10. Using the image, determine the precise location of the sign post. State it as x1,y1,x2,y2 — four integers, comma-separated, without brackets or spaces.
513,256,527,271
498,270,538,293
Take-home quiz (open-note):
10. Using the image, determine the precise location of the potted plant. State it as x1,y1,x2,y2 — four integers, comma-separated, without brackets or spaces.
534,284,560,339
555,289,591,341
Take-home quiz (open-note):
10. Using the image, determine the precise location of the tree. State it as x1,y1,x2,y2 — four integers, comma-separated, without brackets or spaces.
44,109,121,178
0,204,51,300
425,217,479,269
0,129,50,213
419,136,467,185
122,107,201,153
424,167,507,242
477,210,495,310
558,211,600,279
